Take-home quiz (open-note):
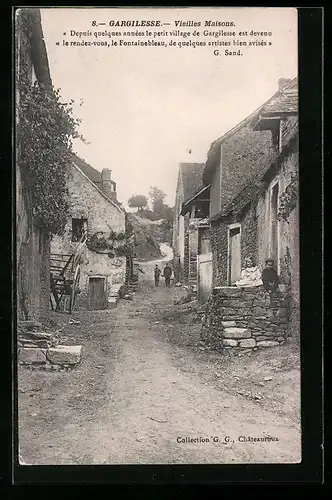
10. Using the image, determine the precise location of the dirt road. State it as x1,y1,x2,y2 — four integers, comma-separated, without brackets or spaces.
18,258,301,465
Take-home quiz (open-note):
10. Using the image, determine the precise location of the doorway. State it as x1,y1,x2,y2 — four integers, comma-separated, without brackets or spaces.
88,277,107,310
228,225,241,285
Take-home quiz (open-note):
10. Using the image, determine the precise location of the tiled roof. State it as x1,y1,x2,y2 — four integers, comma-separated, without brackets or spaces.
71,153,123,211
209,116,298,222
179,162,205,203
203,77,298,184
72,153,102,188
261,78,298,115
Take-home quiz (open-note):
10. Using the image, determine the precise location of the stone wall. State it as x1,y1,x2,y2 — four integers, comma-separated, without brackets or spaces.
256,146,300,339
17,166,50,323
210,203,258,287
201,286,289,353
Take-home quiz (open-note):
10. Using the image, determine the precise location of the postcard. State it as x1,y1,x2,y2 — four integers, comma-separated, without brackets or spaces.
15,7,303,468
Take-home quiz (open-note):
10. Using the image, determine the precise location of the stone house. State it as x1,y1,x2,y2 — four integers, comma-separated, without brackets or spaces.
16,8,53,323
251,77,299,335
172,162,206,283
201,77,299,351
203,78,297,286
51,154,128,310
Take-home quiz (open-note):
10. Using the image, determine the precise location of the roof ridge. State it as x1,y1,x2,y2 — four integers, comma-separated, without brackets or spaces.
207,76,298,152
72,159,124,213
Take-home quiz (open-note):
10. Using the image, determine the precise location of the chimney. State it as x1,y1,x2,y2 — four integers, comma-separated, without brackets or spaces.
101,168,117,201
278,78,292,92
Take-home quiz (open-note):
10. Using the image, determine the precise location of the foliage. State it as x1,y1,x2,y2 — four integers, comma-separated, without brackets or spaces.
128,194,148,211
278,173,299,223
149,186,166,204
149,186,167,215
135,209,162,221
17,10,85,235
115,243,134,257
86,230,133,257
86,232,109,251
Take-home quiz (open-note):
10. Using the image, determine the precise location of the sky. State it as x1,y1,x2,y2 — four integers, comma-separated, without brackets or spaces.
40,7,297,210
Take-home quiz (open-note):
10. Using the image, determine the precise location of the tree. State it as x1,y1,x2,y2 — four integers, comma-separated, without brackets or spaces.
128,194,148,211
17,9,85,235
149,186,167,216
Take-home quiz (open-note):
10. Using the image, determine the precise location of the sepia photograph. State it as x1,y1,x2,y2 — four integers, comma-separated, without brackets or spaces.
15,7,301,466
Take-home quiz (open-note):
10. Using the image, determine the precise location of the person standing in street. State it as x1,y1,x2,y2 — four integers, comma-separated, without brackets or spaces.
163,263,172,287
154,264,161,287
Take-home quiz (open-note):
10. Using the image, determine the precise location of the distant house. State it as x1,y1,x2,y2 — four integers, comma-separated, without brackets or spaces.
51,155,128,310
16,8,53,322
204,77,299,335
172,162,206,283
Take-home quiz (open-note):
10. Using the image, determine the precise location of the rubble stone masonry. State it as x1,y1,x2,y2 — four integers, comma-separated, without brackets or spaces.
211,203,258,287
201,285,289,353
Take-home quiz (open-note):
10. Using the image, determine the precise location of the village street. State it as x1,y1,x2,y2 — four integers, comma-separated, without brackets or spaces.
18,248,301,465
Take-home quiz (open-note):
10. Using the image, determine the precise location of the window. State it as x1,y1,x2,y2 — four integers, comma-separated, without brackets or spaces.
72,218,87,242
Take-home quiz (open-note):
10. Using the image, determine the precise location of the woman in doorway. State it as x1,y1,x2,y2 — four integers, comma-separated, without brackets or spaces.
235,257,263,287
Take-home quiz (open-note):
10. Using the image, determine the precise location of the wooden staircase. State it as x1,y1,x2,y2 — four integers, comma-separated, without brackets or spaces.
50,232,87,313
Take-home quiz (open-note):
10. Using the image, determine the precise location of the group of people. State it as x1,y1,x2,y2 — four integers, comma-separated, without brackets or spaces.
154,263,172,287
153,257,279,292
235,256,280,292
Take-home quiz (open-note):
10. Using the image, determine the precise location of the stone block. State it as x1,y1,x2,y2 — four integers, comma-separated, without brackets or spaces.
239,338,256,348
252,335,269,341
223,338,238,347
18,339,39,347
238,308,253,316
274,308,288,319
223,300,249,308
221,321,236,328
257,340,279,348
241,286,264,293
28,332,53,341
46,345,82,365
18,348,47,364
213,287,243,297
242,293,255,301
35,339,52,348
18,320,42,331
253,307,267,316
223,327,251,339
253,299,269,307
107,297,117,309
221,307,236,315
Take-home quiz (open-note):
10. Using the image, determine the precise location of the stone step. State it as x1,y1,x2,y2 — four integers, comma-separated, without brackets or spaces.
18,345,82,366
223,327,251,339
107,297,117,309
46,345,82,365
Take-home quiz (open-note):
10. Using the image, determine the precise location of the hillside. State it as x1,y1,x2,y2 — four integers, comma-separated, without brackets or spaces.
128,213,165,261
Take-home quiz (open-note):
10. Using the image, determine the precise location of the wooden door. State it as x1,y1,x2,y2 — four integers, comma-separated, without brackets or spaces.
228,227,241,285
198,252,213,305
199,227,211,255
88,277,107,310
